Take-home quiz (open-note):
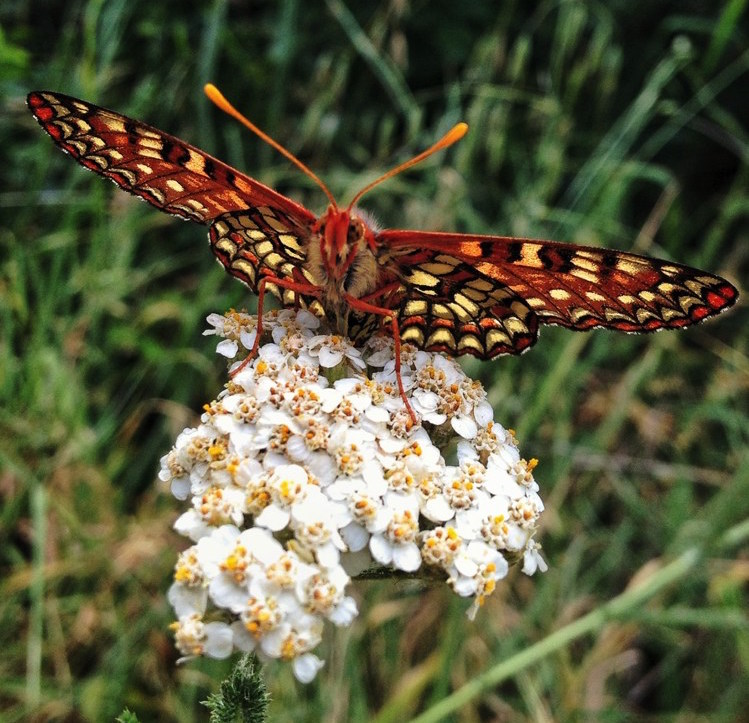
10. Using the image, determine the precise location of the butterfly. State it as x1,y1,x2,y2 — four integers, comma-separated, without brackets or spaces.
28,87,738,420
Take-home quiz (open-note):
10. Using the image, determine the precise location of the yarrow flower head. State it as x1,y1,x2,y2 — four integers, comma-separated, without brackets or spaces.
160,309,547,681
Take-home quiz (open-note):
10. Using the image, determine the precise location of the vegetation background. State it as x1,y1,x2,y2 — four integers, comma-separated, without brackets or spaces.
1,0,747,720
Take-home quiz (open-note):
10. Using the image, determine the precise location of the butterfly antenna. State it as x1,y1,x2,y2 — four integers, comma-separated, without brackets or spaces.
204,83,338,208
346,122,468,211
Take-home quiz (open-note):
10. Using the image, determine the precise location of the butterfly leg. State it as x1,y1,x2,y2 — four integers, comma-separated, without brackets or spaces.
358,283,405,336
229,273,321,376
358,282,402,305
343,292,416,425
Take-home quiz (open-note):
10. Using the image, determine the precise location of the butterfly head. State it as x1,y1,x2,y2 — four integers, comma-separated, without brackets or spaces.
319,206,376,283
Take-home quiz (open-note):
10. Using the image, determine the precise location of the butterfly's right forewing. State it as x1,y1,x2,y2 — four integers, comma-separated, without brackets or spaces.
28,90,319,292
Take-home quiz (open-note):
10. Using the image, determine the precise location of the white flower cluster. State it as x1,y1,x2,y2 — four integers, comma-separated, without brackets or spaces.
160,309,547,682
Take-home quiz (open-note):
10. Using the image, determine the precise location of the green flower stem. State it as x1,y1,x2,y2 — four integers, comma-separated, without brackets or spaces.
404,517,749,723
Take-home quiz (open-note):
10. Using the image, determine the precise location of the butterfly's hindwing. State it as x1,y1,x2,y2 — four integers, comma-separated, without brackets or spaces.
209,207,310,290
368,247,539,355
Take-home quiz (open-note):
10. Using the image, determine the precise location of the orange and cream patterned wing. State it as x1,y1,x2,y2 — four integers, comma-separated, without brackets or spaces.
27,90,316,227
377,230,738,358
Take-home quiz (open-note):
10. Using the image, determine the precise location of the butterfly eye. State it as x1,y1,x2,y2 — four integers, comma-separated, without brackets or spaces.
347,217,365,245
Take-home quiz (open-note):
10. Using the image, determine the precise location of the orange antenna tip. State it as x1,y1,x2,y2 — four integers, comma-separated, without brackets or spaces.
441,122,469,147
203,83,337,208
204,83,225,107
347,121,468,210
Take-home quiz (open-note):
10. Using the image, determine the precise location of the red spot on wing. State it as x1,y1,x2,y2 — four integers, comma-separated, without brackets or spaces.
690,306,710,321
34,106,54,122
707,288,734,309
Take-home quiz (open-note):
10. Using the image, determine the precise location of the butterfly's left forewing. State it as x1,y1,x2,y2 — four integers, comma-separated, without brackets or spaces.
378,230,738,358
27,90,316,296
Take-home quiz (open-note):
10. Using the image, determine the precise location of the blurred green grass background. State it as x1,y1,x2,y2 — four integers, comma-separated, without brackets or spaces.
1,1,747,720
